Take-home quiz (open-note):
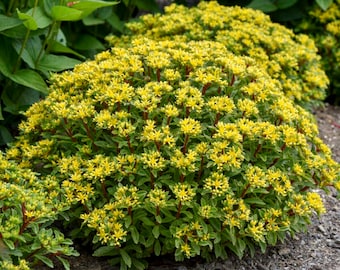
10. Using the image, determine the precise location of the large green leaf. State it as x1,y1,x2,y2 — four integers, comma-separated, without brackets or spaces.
247,0,278,12
71,0,119,18
82,14,105,25
17,9,38,30
49,41,86,59
73,34,105,50
51,6,84,21
12,36,42,69
0,15,22,32
37,54,81,72
2,87,42,114
21,7,52,29
275,0,298,9
135,0,160,12
10,69,48,94
17,7,51,30
106,12,125,33
316,0,333,10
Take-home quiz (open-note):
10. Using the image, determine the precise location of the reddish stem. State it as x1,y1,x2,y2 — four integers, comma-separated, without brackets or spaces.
241,183,250,198
126,135,134,153
150,171,155,189
180,174,185,183
101,182,109,201
182,135,189,154
63,118,77,142
214,112,220,127
176,201,182,219
254,143,262,158
156,69,161,82
185,107,190,117
229,74,235,86
202,83,211,95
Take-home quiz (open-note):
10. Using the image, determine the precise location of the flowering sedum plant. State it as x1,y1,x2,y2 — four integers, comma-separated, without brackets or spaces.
0,153,78,269
107,1,329,108
296,0,340,104
3,37,339,269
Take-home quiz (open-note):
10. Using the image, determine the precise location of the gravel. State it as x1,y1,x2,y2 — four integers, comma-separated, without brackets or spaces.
35,104,340,270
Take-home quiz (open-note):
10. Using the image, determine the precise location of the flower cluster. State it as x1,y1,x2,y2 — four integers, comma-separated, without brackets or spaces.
107,1,329,107
2,35,338,269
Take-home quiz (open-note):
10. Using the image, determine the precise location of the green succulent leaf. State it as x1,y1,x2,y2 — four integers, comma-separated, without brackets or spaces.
35,255,54,268
120,249,132,268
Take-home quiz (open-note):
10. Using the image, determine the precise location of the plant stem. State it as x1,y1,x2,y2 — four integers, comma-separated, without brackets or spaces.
196,156,204,182
202,83,211,95
241,183,250,198
101,182,109,201
214,112,220,127
150,171,155,189
182,134,189,154
176,201,182,219
13,29,31,73
254,143,262,158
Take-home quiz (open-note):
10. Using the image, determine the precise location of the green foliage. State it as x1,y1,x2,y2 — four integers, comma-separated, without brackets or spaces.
0,0,160,147
2,35,339,269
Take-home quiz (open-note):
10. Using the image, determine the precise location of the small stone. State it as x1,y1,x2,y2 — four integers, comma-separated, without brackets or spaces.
317,225,326,234
278,248,291,256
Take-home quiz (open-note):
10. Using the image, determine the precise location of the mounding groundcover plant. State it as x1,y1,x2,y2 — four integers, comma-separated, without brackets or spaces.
296,0,340,104
1,38,339,269
106,1,329,108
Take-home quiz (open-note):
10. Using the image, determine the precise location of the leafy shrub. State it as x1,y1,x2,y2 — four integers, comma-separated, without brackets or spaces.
106,1,329,109
3,37,339,269
295,0,340,104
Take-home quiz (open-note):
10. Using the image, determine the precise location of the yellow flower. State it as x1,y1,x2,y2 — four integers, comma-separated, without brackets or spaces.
246,220,266,242
237,98,259,117
213,122,242,143
179,118,202,136
207,96,235,113
147,187,168,207
173,183,196,203
245,165,267,188
141,150,167,170
204,172,229,197
306,192,326,214
180,243,191,258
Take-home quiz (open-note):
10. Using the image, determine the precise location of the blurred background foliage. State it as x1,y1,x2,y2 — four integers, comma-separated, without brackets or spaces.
0,0,338,148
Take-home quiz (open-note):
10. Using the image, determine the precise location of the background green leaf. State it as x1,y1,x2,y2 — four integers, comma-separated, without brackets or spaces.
0,15,22,31
51,6,84,21
37,54,82,72
315,0,333,10
9,69,48,94
247,0,278,12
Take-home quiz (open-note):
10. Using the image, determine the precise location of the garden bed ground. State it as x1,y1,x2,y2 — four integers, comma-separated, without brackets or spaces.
36,103,340,270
